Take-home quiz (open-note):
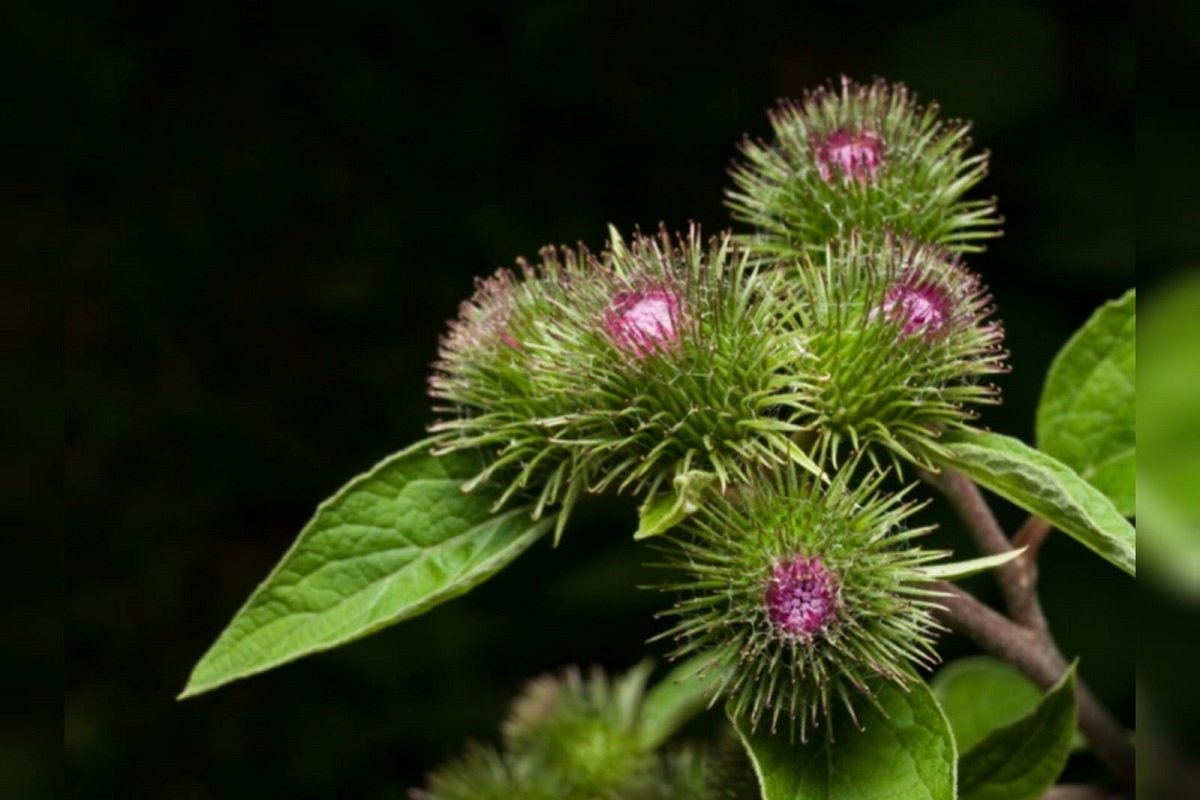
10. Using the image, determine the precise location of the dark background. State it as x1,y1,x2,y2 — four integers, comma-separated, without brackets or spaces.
66,2,1138,798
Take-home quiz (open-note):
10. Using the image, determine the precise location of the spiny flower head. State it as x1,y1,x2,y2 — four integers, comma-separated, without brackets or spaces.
728,77,1000,259
413,663,725,800
502,664,656,792
655,464,947,741
789,234,1007,469
428,225,822,534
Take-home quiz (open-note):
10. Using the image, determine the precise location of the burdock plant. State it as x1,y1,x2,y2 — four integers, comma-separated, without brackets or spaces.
180,78,1137,800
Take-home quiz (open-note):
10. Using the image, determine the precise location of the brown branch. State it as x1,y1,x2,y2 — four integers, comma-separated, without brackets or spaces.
1014,514,1054,557
934,583,1135,788
921,467,1048,631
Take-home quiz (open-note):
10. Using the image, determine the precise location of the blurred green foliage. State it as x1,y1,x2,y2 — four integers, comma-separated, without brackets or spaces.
67,2,1135,797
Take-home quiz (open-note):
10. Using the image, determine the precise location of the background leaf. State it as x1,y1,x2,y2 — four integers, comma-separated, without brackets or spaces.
940,431,1135,576
733,678,956,800
1136,273,1200,598
1037,290,1135,515
180,441,553,698
932,656,1047,753
958,664,1078,800
636,655,718,750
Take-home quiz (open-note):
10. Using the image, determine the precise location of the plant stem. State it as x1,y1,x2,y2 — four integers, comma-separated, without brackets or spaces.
1014,514,1054,557
934,583,1135,788
919,468,1047,631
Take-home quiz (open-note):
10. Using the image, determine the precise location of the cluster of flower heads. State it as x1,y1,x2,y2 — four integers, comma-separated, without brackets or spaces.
429,78,1006,739
412,663,748,800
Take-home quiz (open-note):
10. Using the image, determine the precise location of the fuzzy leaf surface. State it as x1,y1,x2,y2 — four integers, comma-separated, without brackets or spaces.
1037,290,1135,516
958,665,1077,800
733,679,956,800
940,431,1135,576
181,441,552,698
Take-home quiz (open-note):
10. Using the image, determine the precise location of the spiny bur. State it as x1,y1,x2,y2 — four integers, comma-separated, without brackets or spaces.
655,463,948,741
728,77,1001,259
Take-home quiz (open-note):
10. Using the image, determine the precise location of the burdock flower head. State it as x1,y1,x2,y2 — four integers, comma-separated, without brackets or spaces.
413,663,720,800
655,464,946,740
429,225,822,536
727,77,1000,259
788,234,1007,468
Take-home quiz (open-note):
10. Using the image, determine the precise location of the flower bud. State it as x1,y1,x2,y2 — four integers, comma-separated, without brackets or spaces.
790,235,1007,468
728,77,1000,258
655,464,946,740
413,663,723,799
428,226,822,535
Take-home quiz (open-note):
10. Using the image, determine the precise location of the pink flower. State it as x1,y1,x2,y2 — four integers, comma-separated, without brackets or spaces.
880,281,952,339
764,555,840,640
603,288,682,358
814,129,884,184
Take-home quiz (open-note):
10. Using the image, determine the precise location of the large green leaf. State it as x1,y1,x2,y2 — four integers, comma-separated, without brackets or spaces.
958,665,1077,800
1037,290,1135,516
733,679,957,800
940,431,1135,576
180,441,554,698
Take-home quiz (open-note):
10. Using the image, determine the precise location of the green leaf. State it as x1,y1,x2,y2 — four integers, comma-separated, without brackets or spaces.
637,655,718,750
180,441,554,698
939,431,1135,576
932,657,1047,753
733,679,957,800
921,549,1027,582
1136,274,1200,598
1037,290,1135,516
958,664,1078,800
633,470,716,540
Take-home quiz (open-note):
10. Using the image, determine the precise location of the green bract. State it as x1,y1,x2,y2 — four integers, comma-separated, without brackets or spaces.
429,226,822,538
655,463,946,740
789,235,1007,468
728,77,1000,258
